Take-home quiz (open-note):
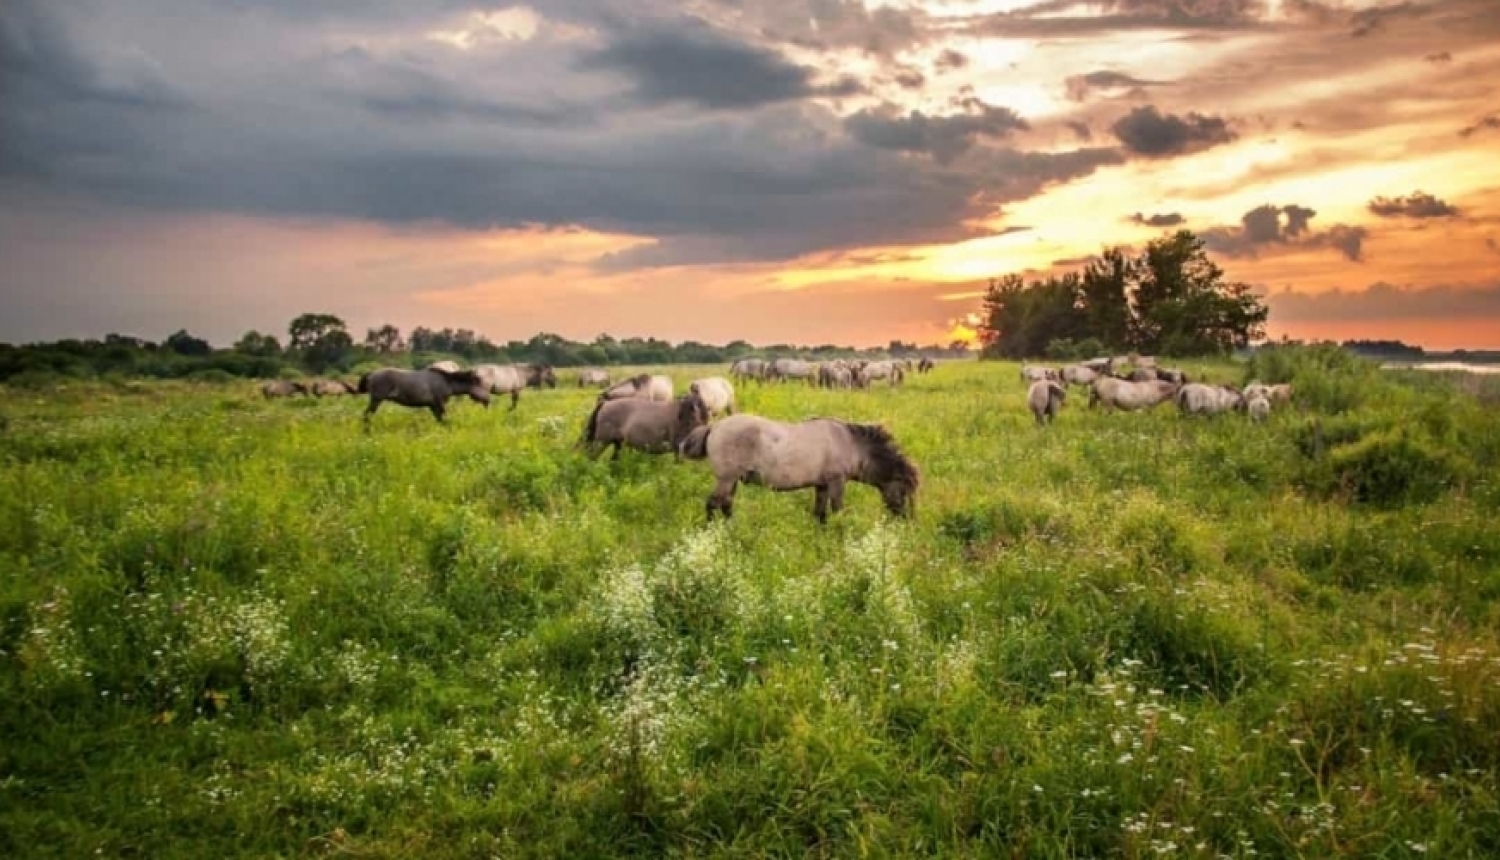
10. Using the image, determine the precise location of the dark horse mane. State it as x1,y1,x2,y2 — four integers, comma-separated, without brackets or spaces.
845,421,920,491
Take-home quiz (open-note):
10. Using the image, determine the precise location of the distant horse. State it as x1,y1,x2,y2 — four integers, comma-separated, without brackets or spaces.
600,374,673,402
858,360,904,388
309,379,356,397
730,358,767,384
358,367,491,428
580,392,709,460
1028,380,1067,426
1090,377,1179,412
769,358,816,383
261,380,307,399
1021,363,1059,383
577,368,611,388
689,376,736,417
1247,395,1271,423
917,357,935,374
474,363,556,410
1062,365,1101,387
1175,383,1243,416
677,414,920,524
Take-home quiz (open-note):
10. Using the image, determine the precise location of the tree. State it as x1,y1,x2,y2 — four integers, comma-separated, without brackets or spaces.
287,313,352,372
976,230,1268,359
287,313,348,351
165,329,212,356
234,330,282,357
365,324,404,353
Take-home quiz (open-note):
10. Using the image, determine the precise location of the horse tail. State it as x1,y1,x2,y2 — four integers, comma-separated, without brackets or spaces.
357,372,371,394
677,424,712,461
581,399,605,447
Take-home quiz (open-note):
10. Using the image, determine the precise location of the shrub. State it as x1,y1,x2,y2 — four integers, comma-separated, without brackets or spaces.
1321,427,1467,508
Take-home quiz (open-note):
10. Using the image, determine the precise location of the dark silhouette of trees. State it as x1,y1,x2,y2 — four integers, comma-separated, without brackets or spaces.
978,230,1268,359
364,324,404,353
234,330,282,357
165,329,212,356
287,313,352,372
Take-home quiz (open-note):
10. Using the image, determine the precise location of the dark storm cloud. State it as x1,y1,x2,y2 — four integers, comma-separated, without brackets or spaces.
962,0,1266,38
1130,212,1185,227
844,98,1030,164
1350,2,1431,38
1203,204,1366,261
721,0,927,58
1267,281,1500,322
575,18,833,110
1368,191,1460,219
1110,105,1236,157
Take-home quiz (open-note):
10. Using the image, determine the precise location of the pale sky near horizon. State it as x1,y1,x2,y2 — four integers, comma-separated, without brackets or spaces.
2,0,1499,350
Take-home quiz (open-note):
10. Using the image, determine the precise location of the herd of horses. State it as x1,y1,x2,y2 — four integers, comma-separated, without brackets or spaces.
257,353,1287,522
1018,356,1293,427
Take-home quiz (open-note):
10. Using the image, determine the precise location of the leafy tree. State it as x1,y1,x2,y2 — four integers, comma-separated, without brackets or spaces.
977,230,1268,359
365,324,404,353
287,313,347,351
234,330,282,357
165,329,212,356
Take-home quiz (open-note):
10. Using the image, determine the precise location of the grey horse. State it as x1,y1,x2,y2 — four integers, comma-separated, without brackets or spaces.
1028,380,1067,426
261,380,307,399
677,414,920,524
357,367,491,428
579,391,709,460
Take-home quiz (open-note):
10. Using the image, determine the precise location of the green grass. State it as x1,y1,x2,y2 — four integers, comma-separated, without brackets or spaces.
2,360,1499,858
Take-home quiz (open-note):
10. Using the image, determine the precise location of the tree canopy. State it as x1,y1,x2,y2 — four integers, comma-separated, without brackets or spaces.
977,230,1269,359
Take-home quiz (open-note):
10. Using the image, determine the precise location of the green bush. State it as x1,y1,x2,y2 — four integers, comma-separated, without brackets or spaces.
1322,427,1468,508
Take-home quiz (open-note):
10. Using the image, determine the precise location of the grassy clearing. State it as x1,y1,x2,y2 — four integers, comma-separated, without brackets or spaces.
2,356,1499,858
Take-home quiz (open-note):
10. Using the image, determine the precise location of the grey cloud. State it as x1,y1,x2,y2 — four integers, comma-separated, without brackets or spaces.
1351,2,1430,38
1266,281,1500,322
935,50,968,71
1425,51,1452,63
844,98,1029,164
1131,212,1185,227
0,2,191,110
1111,105,1236,157
1203,204,1366,261
1066,70,1164,102
963,0,1266,38
576,17,834,109
743,0,926,57
1368,191,1459,219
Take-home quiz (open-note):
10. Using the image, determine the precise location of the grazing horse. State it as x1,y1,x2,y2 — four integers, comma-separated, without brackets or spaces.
858,360,904,388
689,376,736,417
1175,383,1243,416
769,358,816,383
474,363,556,409
1247,395,1271,423
309,379,356,397
1028,380,1067,426
358,367,491,428
577,368,611,388
1062,365,1101,387
917,357,935,374
677,414,920,524
580,392,708,460
1021,363,1059,383
1090,377,1179,412
1267,383,1294,405
261,380,307,399
730,358,767,384
1127,367,1160,382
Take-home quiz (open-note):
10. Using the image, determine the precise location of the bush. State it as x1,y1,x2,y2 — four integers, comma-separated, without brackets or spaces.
1321,427,1467,508
1043,337,1106,362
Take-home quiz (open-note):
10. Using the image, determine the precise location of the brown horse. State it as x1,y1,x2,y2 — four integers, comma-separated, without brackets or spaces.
677,414,920,524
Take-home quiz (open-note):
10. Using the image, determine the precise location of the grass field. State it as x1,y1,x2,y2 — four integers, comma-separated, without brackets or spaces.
3,353,1499,858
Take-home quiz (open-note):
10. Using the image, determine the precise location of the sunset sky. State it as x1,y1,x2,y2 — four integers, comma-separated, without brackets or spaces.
2,0,1498,350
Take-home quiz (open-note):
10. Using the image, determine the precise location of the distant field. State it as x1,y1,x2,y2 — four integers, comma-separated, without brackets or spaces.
3,353,1499,858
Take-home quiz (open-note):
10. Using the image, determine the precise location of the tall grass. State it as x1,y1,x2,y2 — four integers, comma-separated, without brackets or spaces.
2,356,1498,858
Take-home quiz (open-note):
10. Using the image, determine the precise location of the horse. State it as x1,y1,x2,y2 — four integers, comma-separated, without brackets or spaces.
677,414,920,524
580,392,708,460
599,373,673,402
309,379,356,397
261,380,307,399
858,360,904,388
1062,365,1101,387
1090,377,1179,412
1021,363,1058,383
1175,383,1243,416
473,363,557,409
1127,367,1159,382
730,358,767,384
358,367,491,428
426,360,464,374
689,376,736,417
769,358,816,383
577,368,611,388
1267,383,1294,405
1156,367,1188,385
917,357,935,374
1247,394,1271,423
1028,380,1067,426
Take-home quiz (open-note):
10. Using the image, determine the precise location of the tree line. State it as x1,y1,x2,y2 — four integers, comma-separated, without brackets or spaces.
976,230,1270,360
0,316,970,387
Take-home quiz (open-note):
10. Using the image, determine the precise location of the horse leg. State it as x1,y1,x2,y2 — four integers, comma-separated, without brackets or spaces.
611,440,623,461
363,399,379,432
828,479,846,516
708,476,737,521
430,403,446,424
814,485,829,524
510,389,520,411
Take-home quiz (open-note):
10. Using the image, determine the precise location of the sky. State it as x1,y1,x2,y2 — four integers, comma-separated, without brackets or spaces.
2,0,1498,351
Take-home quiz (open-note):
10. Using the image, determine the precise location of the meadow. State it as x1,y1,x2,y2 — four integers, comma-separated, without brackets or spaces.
2,349,1499,859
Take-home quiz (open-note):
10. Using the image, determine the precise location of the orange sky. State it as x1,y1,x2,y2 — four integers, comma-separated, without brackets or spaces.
2,0,1499,350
